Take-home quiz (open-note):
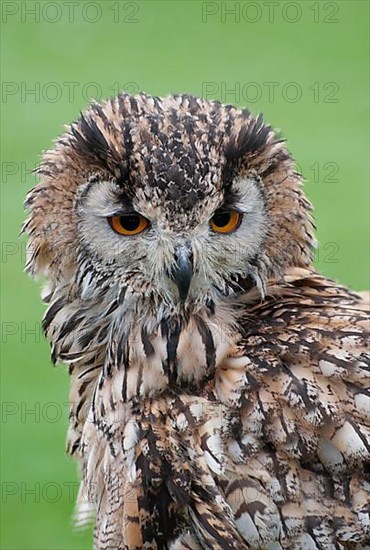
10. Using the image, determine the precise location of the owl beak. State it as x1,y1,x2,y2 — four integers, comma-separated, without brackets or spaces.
171,247,193,301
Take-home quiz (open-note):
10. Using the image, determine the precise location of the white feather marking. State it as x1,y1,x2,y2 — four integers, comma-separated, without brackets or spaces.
331,421,368,459
123,420,139,451
235,513,259,543
355,393,370,422
203,450,223,475
318,437,344,473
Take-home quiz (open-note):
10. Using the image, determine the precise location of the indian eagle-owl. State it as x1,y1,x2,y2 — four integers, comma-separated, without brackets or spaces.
23,93,370,549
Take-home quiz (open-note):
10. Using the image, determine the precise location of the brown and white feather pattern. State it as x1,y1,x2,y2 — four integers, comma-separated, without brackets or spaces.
24,93,370,549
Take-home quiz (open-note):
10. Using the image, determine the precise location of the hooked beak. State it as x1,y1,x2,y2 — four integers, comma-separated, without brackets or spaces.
171,247,193,301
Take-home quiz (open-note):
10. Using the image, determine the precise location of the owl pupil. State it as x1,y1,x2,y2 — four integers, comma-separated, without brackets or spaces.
121,215,140,231
213,212,231,227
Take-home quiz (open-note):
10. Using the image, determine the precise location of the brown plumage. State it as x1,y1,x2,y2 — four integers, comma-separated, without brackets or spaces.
24,93,369,549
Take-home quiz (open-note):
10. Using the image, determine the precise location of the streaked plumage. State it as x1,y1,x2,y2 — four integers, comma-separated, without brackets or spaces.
24,93,370,549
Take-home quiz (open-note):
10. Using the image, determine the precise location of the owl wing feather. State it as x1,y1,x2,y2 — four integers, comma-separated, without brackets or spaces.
216,268,370,549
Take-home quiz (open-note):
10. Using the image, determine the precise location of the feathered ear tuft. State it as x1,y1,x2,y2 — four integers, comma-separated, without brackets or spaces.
225,112,272,162
71,111,114,171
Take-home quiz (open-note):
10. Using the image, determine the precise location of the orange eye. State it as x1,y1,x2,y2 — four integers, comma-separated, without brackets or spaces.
210,210,242,234
108,213,149,236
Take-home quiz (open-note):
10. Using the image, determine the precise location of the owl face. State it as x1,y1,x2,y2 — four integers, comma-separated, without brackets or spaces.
76,172,267,310
25,93,314,320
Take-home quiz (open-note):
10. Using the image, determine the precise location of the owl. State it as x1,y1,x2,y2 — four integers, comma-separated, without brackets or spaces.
24,93,369,550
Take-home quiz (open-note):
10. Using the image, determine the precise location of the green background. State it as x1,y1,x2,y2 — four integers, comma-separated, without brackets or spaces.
1,1,369,548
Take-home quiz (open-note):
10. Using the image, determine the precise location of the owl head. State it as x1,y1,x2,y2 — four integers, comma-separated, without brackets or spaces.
24,93,314,320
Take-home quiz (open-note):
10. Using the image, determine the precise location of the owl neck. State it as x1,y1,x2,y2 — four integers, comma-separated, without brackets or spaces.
46,282,243,401
100,300,238,400
44,272,249,401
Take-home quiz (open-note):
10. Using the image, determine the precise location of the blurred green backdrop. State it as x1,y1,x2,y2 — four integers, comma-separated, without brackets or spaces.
1,1,369,548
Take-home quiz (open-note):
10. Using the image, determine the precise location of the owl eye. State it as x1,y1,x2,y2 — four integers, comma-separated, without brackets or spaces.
108,213,149,235
210,210,242,234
